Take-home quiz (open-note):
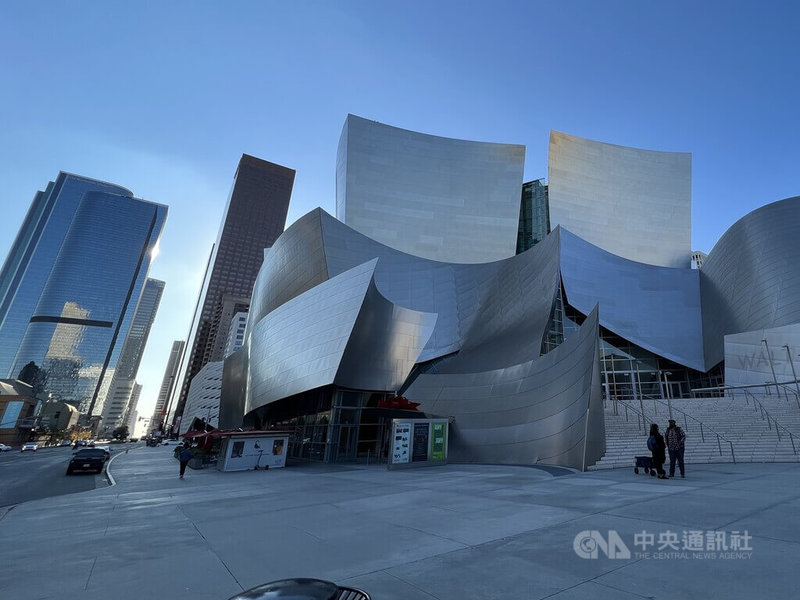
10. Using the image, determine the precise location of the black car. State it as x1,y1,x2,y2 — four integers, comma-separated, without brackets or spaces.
66,448,106,475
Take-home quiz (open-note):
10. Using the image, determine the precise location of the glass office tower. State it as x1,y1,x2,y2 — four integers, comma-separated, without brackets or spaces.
1,175,167,414
150,340,185,435
171,154,294,430
0,173,135,375
516,179,550,254
100,278,165,429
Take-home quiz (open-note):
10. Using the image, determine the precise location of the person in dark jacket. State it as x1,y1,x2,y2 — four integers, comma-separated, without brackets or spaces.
665,418,686,478
178,442,193,479
647,423,668,479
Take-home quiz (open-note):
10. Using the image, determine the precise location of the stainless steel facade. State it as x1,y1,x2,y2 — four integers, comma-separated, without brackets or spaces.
226,209,604,469
221,119,800,471
701,196,800,367
245,258,436,413
559,227,705,371
548,131,692,268
407,308,604,469
336,114,525,264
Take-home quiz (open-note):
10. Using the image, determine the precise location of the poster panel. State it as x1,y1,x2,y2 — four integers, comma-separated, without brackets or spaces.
429,421,446,461
412,422,430,462
392,422,411,464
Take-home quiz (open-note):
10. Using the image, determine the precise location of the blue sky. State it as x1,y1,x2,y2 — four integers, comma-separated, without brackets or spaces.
1,1,798,420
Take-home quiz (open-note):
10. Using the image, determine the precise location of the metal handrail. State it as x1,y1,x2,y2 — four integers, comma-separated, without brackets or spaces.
738,389,797,455
689,382,798,454
614,398,736,462
693,380,800,402
638,394,733,448
612,399,646,433
774,383,800,409
691,383,799,456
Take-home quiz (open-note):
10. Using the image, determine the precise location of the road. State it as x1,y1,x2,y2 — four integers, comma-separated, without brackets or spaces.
0,444,113,507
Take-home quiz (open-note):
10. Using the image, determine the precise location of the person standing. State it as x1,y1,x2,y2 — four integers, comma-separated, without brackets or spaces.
178,442,193,479
665,418,686,478
647,423,668,479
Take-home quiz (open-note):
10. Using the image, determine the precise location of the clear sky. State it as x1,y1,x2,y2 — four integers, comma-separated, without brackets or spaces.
1,1,798,421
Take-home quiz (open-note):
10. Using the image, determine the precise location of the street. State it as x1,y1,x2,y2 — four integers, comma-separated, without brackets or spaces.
0,444,112,507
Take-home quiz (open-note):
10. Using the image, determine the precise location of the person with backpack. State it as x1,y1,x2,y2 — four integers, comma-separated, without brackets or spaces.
178,442,193,479
665,418,686,478
647,423,668,479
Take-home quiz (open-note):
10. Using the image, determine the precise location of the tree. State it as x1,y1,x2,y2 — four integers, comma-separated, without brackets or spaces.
112,426,129,441
17,361,48,396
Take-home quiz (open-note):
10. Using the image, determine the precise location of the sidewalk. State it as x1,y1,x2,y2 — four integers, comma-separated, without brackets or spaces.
2,445,799,600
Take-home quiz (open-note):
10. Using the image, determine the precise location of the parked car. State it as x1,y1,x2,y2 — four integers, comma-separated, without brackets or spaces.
66,448,106,474
21,442,38,452
96,445,111,460
0,443,12,452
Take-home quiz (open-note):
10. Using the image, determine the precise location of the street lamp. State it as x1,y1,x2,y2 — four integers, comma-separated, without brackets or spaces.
762,339,782,399
783,345,800,404
634,360,649,422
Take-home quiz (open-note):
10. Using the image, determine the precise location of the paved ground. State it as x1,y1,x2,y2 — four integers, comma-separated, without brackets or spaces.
2,445,798,600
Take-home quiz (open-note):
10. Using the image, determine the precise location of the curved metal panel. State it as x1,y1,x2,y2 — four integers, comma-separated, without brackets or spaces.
336,114,525,264
246,259,376,412
246,210,329,335
245,259,436,414
701,196,800,367
559,227,705,371
335,281,437,391
548,130,691,268
405,307,604,470
433,228,561,373
251,208,503,362
249,209,568,372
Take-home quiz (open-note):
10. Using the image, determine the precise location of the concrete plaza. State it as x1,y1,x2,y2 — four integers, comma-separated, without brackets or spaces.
2,445,798,600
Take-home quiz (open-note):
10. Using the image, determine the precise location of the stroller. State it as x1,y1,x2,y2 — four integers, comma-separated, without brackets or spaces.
633,455,657,476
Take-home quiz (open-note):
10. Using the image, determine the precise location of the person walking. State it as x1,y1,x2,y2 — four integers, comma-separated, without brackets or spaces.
665,418,686,478
647,423,668,479
178,442,193,479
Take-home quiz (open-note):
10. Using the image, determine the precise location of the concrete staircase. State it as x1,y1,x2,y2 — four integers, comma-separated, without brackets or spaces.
592,392,800,470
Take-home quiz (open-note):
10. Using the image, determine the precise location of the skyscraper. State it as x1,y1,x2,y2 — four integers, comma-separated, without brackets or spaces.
100,278,165,432
171,154,294,429
0,173,136,375
150,340,185,434
516,179,549,254
123,382,142,435
0,173,167,413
